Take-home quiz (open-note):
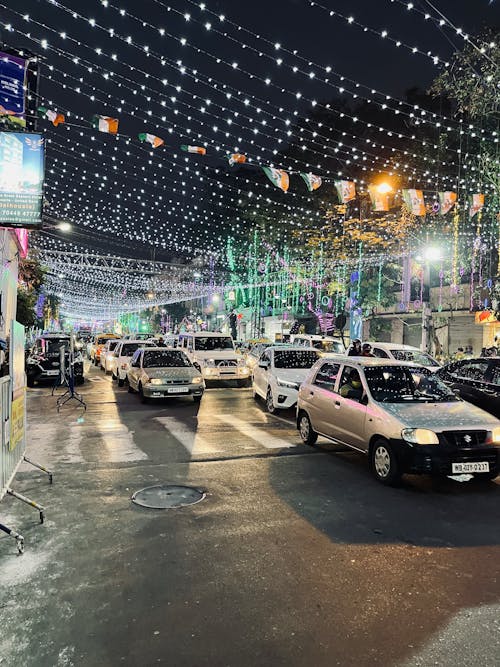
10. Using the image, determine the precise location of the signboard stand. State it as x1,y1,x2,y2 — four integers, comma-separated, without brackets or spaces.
0,321,53,554
56,335,86,411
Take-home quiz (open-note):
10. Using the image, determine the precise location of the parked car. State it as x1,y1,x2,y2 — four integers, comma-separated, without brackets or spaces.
252,346,321,413
90,333,120,365
111,340,157,387
177,332,250,386
365,342,441,370
291,334,345,354
27,334,84,387
296,357,500,485
127,347,205,403
436,358,500,419
100,339,121,373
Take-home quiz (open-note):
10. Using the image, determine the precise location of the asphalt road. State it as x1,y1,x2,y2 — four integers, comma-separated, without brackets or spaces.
0,365,499,666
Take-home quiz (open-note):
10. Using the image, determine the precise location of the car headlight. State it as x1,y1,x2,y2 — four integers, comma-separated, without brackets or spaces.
203,359,215,367
192,376,203,384
402,428,439,445
277,378,300,390
487,427,500,445
150,378,163,385
237,358,246,366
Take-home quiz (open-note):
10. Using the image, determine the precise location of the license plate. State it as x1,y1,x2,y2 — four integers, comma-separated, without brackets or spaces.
152,391,162,397
452,461,489,474
45,370,59,376
167,387,189,394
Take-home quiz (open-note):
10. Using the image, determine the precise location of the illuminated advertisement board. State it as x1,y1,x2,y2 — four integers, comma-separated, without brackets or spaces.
0,51,27,128
0,132,44,229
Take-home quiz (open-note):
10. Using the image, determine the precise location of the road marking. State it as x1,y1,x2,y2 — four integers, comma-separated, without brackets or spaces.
155,417,222,456
217,414,297,449
96,419,148,462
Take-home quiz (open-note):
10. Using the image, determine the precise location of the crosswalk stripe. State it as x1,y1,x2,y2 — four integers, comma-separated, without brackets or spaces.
155,417,222,456
217,414,296,449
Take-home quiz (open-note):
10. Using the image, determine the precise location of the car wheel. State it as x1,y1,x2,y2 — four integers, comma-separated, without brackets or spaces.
193,395,202,403
27,376,35,388
128,383,135,393
118,378,124,387
371,439,401,486
252,383,259,400
266,388,278,414
111,372,116,381
298,412,318,446
139,384,148,404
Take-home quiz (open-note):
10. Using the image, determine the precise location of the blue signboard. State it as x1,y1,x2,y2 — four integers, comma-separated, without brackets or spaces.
0,51,27,128
0,132,44,228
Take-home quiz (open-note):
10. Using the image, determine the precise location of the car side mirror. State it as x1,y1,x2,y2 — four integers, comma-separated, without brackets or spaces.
453,388,461,396
258,360,270,369
360,394,369,406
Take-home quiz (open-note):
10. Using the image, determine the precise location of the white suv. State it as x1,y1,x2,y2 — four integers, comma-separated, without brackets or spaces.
178,332,250,386
252,346,321,413
111,340,157,386
365,342,441,371
291,334,345,354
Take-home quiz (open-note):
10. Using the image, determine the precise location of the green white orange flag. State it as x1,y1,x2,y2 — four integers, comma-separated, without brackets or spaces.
262,166,289,193
38,106,65,127
402,189,426,216
300,172,322,192
368,185,390,212
438,191,457,215
92,115,119,134
138,133,164,148
181,145,206,155
469,193,484,218
335,180,356,203
227,153,247,166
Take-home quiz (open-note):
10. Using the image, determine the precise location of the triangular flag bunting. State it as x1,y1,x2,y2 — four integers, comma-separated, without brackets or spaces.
227,153,246,166
335,180,356,203
300,172,322,192
138,133,164,148
438,191,457,215
91,115,119,134
181,145,206,155
38,106,65,127
262,166,289,193
402,189,426,216
469,193,484,218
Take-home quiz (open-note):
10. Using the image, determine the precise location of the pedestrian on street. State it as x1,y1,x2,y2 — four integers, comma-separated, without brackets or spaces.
157,336,166,347
348,339,362,356
361,343,375,357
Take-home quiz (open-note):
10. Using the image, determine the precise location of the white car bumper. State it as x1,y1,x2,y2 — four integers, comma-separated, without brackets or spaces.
201,365,250,380
271,384,300,409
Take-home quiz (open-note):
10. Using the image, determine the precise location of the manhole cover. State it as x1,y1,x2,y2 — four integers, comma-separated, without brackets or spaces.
131,484,206,509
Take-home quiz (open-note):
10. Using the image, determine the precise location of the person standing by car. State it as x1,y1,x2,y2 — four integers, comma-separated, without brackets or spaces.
361,343,375,358
348,339,362,356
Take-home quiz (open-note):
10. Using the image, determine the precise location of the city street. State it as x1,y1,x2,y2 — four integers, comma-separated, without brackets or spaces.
1,366,499,666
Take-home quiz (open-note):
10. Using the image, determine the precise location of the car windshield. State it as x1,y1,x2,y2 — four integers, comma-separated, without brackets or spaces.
274,350,320,369
194,337,234,351
46,339,70,354
364,365,458,403
143,350,192,368
311,339,343,353
390,349,438,366
121,342,154,356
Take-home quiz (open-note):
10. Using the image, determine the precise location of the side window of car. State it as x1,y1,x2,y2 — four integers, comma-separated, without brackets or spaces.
313,362,340,392
187,338,193,351
338,366,363,401
260,350,271,364
130,350,140,367
457,361,489,381
373,347,389,359
488,364,500,386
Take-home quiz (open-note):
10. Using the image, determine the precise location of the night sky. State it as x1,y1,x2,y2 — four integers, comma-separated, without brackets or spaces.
2,0,499,266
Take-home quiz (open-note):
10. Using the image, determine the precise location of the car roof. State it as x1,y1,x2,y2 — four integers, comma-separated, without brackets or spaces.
363,342,426,351
120,339,156,345
295,334,342,340
39,333,70,339
182,331,232,337
270,345,321,352
320,354,429,368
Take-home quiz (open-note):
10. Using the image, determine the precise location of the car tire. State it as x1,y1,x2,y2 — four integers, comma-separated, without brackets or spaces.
111,372,116,381
266,388,278,414
118,378,124,387
27,376,35,388
139,384,148,404
298,412,318,446
371,439,401,486
128,384,135,393
252,383,259,400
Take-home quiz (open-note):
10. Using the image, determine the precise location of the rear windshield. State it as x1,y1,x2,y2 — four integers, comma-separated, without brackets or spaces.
274,350,320,369
121,342,154,356
143,350,192,368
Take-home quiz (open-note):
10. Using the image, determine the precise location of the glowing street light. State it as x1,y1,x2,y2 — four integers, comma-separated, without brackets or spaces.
423,247,443,262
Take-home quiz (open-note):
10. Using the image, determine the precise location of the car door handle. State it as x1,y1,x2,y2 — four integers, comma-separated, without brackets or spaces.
334,400,341,407
309,391,314,396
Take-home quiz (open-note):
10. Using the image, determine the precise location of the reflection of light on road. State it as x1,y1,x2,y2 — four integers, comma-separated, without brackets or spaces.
96,417,148,463
217,414,296,449
155,416,221,456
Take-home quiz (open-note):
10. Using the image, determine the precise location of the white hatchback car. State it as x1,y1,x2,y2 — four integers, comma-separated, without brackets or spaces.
365,342,441,370
252,346,321,413
111,340,157,386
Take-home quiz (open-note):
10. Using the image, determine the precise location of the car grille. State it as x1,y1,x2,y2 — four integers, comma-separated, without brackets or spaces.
442,431,488,448
161,379,190,385
217,360,238,367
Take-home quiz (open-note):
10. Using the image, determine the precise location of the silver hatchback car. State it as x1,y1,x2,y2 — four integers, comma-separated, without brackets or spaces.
297,357,500,485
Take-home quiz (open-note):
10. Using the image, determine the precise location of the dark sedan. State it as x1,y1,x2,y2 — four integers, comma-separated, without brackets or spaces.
436,358,500,418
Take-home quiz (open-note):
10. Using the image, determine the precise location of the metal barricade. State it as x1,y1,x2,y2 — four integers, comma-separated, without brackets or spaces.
0,375,17,501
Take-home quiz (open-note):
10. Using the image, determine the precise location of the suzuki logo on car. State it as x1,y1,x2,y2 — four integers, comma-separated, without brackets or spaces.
463,434,472,444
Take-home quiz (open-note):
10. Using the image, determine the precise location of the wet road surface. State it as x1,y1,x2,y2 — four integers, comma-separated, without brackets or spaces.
0,365,499,666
